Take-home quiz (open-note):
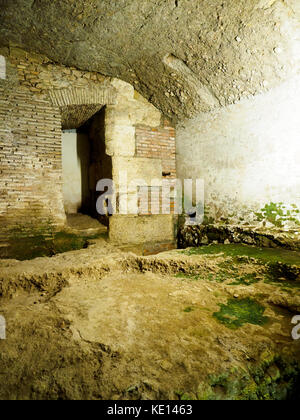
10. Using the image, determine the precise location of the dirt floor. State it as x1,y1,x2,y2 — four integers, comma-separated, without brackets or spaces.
0,239,300,400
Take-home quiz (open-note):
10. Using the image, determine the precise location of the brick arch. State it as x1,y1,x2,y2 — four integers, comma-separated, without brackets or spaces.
48,86,116,107
60,104,104,130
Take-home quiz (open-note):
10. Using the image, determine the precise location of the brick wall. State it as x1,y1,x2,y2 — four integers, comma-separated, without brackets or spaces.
135,119,176,216
135,120,176,179
0,47,177,245
0,87,65,240
0,47,114,242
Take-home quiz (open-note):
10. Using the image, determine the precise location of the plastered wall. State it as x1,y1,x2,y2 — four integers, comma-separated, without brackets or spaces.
177,75,300,230
62,130,90,215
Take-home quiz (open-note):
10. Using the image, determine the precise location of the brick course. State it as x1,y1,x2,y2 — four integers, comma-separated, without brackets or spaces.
135,120,176,179
0,87,65,240
135,120,176,216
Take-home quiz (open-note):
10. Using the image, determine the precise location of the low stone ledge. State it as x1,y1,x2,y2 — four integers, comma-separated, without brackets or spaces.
178,224,300,251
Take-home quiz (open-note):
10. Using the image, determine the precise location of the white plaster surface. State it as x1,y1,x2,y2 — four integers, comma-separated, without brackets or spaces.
176,76,300,225
62,131,90,214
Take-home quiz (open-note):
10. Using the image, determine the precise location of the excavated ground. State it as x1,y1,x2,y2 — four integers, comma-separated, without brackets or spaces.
0,239,300,400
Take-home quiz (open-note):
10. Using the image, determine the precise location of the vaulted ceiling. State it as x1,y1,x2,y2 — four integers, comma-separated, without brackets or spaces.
0,0,299,121
60,104,103,130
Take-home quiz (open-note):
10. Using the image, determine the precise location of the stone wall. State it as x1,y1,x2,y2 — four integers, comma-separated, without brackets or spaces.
105,81,176,245
0,47,176,248
178,224,300,252
176,75,300,239
7,47,111,97
0,47,114,243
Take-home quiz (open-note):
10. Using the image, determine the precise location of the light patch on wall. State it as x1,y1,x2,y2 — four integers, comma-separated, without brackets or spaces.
0,56,6,80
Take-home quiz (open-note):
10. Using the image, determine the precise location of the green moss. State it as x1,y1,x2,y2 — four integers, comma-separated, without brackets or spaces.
177,245,300,290
264,278,300,291
211,273,228,283
175,272,200,281
176,271,226,283
2,231,104,261
263,263,300,290
52,232,88,254
183,306,194,313
255,202,300,228
177,246,300,289
177,392,197,401
213,298,269,330
178,356,300,400
228,273,260,286
182,244,300,266
175,264,262,287
218,260,241,271
196,383,217,400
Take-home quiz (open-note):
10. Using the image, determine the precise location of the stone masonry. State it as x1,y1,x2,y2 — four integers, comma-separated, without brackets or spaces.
0,47,176,247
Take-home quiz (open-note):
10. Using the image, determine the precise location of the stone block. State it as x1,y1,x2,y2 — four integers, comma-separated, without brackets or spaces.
109,214,175,245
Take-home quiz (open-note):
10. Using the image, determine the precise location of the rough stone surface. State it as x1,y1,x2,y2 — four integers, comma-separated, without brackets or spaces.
109,214,175,245
60,104,103,130
178,224,300,251
0,242,300,400
0,0,299,122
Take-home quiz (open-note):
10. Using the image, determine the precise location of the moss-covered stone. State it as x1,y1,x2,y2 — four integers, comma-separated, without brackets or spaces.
213,298,269,330
178,355,300,400
178,225,300,252
228,273,260,286
176,244,300,292
182,244,300,266
1,231,105,261
255,202,300,228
